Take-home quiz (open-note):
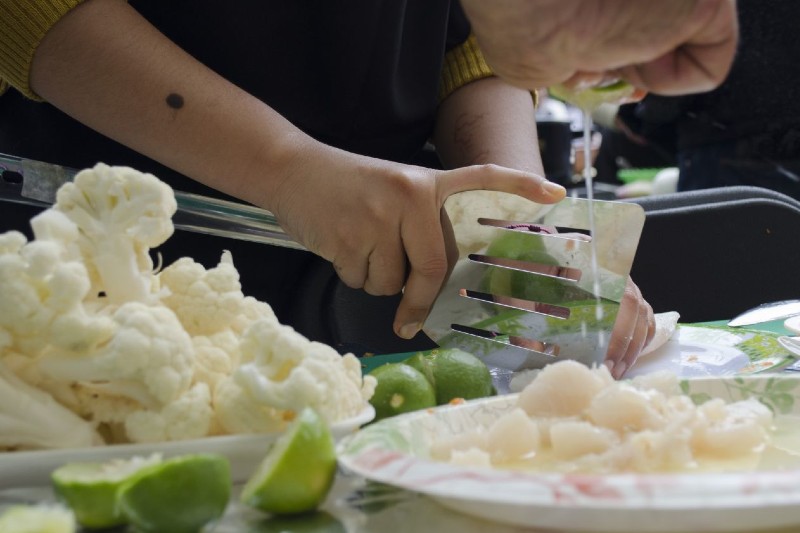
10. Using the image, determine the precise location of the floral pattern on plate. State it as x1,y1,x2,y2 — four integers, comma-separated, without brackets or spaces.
626,325,796,378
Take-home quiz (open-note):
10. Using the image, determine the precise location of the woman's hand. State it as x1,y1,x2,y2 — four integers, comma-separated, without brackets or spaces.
268,141,566,340
460,0,738,95
605,278,656,378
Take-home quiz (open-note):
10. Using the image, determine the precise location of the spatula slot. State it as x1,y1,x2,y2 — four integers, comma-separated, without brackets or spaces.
468,253,581,282
458,288,570,320
450,323,560,357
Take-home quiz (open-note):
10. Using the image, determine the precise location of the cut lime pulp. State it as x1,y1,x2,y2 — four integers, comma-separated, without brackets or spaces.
51,454,161,529
0,505,76,533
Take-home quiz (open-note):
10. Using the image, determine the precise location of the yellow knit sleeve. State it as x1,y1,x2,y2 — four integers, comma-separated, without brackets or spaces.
439,34,493,103
0,0,86,100
439,33,539,108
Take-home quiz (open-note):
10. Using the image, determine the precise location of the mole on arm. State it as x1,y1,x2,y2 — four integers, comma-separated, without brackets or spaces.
166,93,185,109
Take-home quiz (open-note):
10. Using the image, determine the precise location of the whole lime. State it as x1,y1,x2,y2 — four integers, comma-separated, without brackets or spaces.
368,363,436,421
407,349,494,405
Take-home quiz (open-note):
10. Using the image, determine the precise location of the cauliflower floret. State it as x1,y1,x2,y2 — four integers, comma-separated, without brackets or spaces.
53,163,176,304
213,376,286,435
232,320,376,423
125,383,216,443
159,252,276,337
37,302,194,410
0,224,115,358
192,331,242,390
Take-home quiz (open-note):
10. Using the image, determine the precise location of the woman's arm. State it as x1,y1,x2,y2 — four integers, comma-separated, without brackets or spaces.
30,0,299,206
434,76,543,173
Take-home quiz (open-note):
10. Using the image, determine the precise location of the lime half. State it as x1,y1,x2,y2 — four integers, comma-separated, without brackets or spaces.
52,454,161,529
241,407,337,515
550,80,636,111
118,454,231,533
0,505,75,533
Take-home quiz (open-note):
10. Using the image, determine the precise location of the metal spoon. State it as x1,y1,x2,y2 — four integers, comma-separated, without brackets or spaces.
728,300,800,327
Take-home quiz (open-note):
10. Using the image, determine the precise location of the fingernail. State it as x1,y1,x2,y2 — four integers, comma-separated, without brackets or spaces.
543,181,566,197
398,323,421,339
613,361,628,379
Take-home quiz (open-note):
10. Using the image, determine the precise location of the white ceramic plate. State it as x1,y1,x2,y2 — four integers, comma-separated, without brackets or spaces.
0,404,374,489
626,325,796,378
338,376,800,533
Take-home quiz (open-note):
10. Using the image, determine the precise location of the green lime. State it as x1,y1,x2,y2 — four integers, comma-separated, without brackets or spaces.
424,349,495,405
240,407,337,516
368,363,437,421
0,505,75,533
550,80,636,111
118,454,231,533
52,454,161,529
403,352,435,385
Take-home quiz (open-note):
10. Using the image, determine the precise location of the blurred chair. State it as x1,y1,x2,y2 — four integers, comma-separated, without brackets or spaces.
628,186,800,322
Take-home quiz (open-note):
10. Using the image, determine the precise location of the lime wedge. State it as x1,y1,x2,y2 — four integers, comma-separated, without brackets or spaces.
240,407,337,515
118,454,231,533
52,454,161,529
0,505,75,533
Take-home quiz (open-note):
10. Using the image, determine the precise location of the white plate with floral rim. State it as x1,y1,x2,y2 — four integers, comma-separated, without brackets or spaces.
338,376,800,533
0,404,374,490
626,324,796,378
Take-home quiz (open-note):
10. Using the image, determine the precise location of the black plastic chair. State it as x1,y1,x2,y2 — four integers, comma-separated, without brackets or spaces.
628,187,800,322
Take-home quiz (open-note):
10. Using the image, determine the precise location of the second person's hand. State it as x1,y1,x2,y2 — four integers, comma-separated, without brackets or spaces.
267,140,567,340
461,0,738,95
604,278,656,378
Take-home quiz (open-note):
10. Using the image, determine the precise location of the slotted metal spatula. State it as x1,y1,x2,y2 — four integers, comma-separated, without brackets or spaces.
425,195,645,372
